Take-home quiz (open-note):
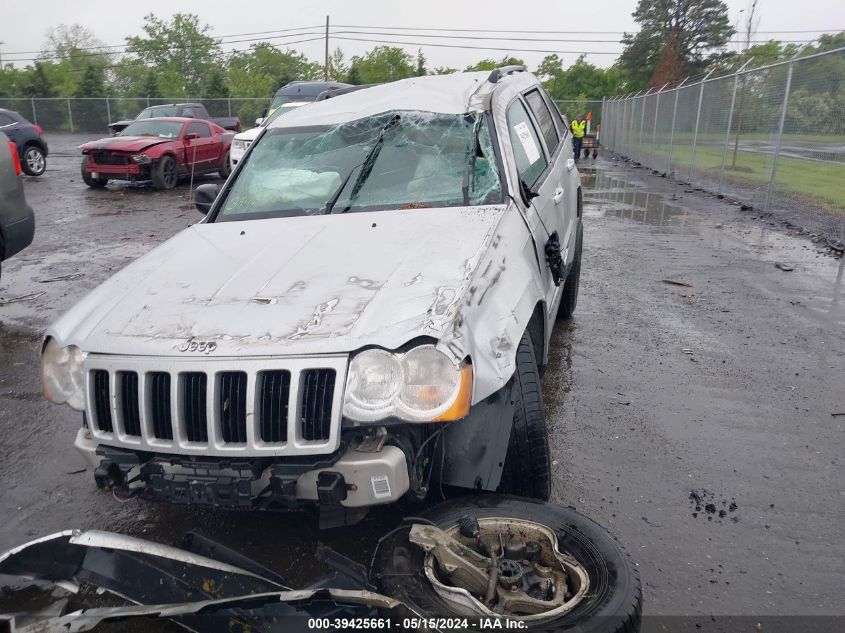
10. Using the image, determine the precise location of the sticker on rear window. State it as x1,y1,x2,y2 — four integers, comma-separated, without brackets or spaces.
371,475,391,499
513,121,541,164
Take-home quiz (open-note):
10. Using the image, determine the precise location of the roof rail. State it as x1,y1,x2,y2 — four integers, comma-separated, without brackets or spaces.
487,65,526,84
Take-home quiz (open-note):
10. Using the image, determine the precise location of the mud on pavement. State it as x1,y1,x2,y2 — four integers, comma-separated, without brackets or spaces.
1,135,844,619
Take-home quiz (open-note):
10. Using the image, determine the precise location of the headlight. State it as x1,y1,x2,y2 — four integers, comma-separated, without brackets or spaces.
130,153,151,164
41,338,87,410
343,345,472,423
231,139,246,151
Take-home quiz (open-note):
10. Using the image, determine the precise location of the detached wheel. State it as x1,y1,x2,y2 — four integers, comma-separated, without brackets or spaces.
22,145,46,176
152,155,178,190
80,158,108,188
558,222,583,320
219,151,231,179
497,329,550,500
373,495,642,633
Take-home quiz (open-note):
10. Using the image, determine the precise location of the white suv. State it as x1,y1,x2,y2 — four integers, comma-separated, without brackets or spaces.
42,68,583,527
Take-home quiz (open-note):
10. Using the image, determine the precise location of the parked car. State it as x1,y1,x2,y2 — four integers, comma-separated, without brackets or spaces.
256,80,351,125
79,118,235,190
0,107,49,176
108,103,241,135
43,68,584,530
0,131,36,279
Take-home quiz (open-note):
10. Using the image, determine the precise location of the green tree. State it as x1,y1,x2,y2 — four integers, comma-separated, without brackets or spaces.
22,63,64,129
465,56,525,72
349,47,416,83
416,49,427,76
327,48,348,81
73,64,107,131
619,0,734,89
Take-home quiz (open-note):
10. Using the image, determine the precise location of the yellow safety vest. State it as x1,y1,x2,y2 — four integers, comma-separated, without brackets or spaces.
571,120,586,138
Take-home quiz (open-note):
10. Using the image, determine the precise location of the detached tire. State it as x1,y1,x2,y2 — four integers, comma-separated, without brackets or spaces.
22,145,46,176
80,158,108,188
498,329,551,501
372,495,642,633
152,155,178,190
558,221,583,320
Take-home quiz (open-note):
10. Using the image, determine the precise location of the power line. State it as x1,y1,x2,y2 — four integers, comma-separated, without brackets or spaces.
333,36,623,54
334,24,845,34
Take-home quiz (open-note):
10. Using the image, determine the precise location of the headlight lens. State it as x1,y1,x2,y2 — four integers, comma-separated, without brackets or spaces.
41,338,87,410
343,345,471,423
130,153,151,164
231,139,246,151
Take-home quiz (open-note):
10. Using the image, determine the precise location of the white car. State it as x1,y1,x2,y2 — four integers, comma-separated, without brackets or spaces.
229,102,310,168
43,68,583,528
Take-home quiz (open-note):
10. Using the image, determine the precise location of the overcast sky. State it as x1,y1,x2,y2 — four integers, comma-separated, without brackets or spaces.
1,0,841,73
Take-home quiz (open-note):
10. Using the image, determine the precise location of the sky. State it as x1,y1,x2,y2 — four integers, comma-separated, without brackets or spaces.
0,0,842,73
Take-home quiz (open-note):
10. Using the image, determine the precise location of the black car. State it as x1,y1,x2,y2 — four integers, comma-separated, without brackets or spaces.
0,131,36,278
0,108,49,176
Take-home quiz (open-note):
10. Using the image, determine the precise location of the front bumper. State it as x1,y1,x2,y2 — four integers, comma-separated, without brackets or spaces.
85,162,149,181
74,428,410,509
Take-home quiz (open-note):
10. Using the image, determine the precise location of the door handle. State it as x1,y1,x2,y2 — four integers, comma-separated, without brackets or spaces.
553,187,564,204
566,158,575,172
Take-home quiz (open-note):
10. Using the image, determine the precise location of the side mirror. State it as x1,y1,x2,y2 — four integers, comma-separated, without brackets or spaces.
255,117,265,126
520,179,540,206
195,183,220,214
184,132,200,141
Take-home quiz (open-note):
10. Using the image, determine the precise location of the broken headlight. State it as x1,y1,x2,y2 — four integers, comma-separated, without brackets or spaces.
343,345,472,423
41,338,87,410
130,153,152,164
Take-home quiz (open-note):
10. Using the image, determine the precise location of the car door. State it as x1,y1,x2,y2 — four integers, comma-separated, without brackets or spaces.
504,97,567,317
0,112,21,147
184,122,218,169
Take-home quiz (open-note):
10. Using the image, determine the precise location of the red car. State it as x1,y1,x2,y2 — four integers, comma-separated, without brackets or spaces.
80,118,234,190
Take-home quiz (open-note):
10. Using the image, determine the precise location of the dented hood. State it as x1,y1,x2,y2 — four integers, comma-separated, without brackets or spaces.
80,136,174,153
49,205,507,358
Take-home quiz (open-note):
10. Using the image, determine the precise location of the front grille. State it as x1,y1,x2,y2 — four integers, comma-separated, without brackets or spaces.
91,151,130,165
119,372,141,436
259,370,290,443
300,369,336,441
86,358,344,456
92,370,113,432
182,373,208,443
219,372,247,443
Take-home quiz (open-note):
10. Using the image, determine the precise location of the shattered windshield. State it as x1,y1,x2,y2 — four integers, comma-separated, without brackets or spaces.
120,120,183,138
217,110,503,221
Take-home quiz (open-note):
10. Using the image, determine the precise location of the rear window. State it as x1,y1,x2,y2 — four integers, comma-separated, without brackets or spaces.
524,90,559,154
506,100,548,188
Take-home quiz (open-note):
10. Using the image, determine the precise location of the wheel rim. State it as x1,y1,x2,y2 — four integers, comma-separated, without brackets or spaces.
164,159,177,187
26,148,45,173
415,517,590,621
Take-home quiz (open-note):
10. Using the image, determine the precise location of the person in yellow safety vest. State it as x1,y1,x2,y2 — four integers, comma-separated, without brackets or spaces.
571,115,586,162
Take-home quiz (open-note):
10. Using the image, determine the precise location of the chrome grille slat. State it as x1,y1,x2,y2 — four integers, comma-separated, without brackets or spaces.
84,356,346,457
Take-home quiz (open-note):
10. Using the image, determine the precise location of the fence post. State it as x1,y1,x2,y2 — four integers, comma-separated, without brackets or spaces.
627,92,640,157
227,96,232,117
31,97,37,125
689,70,714,181
638,89,652,155
718,59,754,195
105,96,111,126
666,77,688,176
600,96,606,146
651,84,669,168
146,95,150,107
67,98,74,133
765,49,804,211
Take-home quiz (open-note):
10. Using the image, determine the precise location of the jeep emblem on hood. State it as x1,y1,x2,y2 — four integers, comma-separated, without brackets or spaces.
178,339,217,354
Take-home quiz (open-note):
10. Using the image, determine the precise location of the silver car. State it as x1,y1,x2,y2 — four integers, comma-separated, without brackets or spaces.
42,68,583,527
0,130,35,279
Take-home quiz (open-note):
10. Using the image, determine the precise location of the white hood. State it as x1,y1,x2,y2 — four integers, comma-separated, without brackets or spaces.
48,206,507,358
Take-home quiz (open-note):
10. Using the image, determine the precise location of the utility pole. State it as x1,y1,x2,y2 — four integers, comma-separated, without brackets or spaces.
0,41,4,69
324,16,330,81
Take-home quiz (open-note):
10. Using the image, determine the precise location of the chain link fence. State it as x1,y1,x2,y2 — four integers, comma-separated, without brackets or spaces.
0,97,269,133
602,47,845,245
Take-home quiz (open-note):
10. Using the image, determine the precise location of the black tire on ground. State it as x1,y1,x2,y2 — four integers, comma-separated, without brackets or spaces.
592,149,598,158
80,158,108,188
372,495,642,633
151,155,178,190
22,145,46,176
219,151,231,179
557,221,583,320
497,329,551,501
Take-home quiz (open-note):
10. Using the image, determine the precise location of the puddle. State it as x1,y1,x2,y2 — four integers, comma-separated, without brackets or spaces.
582,168,690,226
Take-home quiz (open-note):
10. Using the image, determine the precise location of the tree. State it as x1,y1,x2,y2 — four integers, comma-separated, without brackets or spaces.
465,56,525,72
126,13,222,96
40,24,111,96
203,67,230,99
73,64,107,131
619,0,735,89
327,48,348,81
416,49,427,76
143,70,161,99
22,63,63,129
349,47,416,83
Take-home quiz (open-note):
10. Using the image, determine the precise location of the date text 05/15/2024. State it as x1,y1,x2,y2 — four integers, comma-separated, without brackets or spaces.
307,618,529,629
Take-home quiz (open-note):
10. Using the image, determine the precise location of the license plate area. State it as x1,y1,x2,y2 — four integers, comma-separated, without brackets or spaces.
147,472,253,507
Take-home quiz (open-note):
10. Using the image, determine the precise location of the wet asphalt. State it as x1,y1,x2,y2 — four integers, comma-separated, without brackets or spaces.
0,134,843,617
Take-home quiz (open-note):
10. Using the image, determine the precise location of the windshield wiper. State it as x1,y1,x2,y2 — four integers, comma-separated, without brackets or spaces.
324,114,401,215
462,116,483,206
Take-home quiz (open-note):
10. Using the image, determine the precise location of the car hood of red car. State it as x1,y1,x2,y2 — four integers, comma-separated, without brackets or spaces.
80,136,176,153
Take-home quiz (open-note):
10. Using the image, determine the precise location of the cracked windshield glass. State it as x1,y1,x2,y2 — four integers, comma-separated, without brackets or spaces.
217,110,503,220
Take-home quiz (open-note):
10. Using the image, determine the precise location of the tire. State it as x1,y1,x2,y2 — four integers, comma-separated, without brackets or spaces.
497,329,551,501
219,151,231,179
372,495,642,633
22,145,46,176
80,158,108,188
558,222,583,320
152,155,178,190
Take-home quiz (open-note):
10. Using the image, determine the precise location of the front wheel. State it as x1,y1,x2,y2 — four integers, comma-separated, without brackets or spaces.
557,222,583,320
219,151,231,179
151,155,178,190
80,158,108,188
22,145,46,176
372,496,642,633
